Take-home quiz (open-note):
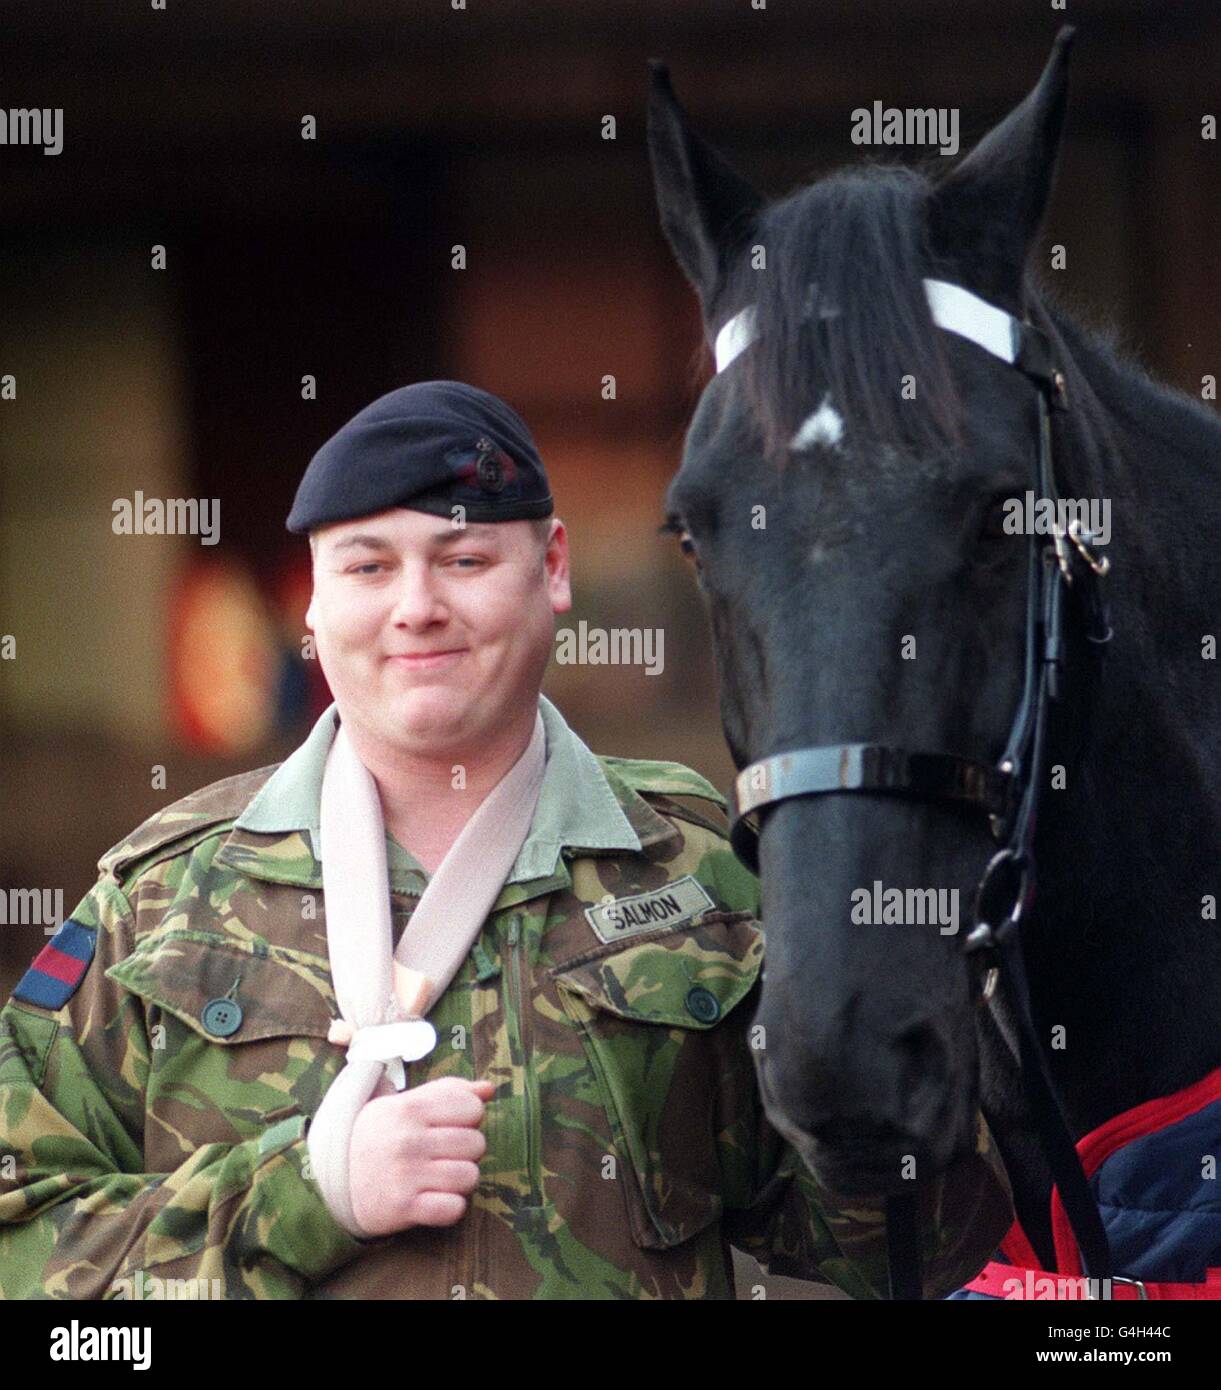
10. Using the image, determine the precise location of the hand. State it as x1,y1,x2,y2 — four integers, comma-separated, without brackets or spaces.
348,1076,495,1237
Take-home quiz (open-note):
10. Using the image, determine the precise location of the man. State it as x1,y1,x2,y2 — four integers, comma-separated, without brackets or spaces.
0,381,1011,1298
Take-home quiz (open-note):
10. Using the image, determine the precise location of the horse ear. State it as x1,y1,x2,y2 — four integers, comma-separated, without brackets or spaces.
927,26,1076,309
647,60,763,310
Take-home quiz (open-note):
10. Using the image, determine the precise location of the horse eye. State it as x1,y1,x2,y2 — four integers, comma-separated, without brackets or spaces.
660,515,701,568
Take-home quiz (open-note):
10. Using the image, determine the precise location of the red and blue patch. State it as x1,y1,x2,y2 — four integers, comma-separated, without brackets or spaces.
12,919,97,1010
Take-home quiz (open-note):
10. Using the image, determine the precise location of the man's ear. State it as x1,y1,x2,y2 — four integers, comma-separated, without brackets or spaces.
544,519,572,615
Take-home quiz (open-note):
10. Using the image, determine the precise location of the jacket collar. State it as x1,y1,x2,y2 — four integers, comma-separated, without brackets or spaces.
217,696,677,897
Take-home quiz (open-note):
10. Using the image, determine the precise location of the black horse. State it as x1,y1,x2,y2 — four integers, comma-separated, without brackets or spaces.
647,28,1221,1277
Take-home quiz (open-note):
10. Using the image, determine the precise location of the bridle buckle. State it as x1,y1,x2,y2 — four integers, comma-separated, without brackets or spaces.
964,848,1031,955
1067,517,1111,577
1052,524,1075,585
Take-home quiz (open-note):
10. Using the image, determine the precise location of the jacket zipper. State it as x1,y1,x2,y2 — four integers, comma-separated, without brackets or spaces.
504,914,541,1204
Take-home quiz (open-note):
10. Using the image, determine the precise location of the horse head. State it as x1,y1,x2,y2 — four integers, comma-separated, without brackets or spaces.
647,30,1090,1198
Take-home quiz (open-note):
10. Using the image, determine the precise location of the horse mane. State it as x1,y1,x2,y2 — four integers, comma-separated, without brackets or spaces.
1036,291,1221,465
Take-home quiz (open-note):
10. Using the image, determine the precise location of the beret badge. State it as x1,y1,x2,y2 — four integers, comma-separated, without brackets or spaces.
467,436,515,494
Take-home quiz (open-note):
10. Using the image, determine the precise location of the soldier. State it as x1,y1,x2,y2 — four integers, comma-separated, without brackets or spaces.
0,381,1011,1299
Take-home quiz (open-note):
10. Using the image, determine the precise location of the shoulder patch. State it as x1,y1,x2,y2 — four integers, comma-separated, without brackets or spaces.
97,764,279,884
12,918,97,1010
597,757,727,809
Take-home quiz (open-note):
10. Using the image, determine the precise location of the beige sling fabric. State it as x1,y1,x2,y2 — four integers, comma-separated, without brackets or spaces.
306,710,547,1235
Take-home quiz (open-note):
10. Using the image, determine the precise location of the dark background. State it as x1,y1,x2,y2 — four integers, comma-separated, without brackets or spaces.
0,3,1217,1224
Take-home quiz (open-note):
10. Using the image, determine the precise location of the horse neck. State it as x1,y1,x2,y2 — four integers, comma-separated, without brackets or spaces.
1015,305,1221,1131
974,309,1221,1263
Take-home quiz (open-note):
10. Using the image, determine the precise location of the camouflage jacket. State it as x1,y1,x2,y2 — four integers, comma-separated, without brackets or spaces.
0,698,1011,1299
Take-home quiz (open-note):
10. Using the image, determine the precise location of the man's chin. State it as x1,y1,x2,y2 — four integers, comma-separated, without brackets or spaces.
383,696,468,745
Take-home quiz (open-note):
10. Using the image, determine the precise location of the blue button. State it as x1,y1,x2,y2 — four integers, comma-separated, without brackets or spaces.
685,986,720,1023
201,998,243,1037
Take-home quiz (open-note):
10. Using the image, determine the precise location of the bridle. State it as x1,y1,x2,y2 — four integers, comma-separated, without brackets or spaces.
716,279,1122,1298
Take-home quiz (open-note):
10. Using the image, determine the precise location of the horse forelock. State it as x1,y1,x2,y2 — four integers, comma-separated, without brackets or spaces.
722,164,967,468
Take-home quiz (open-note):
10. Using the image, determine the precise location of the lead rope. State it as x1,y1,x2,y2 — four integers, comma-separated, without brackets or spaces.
885,1194,923,1299
997,935,1113,1281
983,388,1112,1283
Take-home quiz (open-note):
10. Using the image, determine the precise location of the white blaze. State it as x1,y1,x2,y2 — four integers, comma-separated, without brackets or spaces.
790,395,844,451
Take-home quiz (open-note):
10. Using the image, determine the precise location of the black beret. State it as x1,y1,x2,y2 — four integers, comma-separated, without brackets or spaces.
286,380,553,534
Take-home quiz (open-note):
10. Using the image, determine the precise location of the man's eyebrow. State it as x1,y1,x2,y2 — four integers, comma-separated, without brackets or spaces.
327,526,503,555
329,534,392,554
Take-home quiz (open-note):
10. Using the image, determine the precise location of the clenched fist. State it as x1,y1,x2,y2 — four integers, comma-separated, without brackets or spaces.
349,1076,495,1237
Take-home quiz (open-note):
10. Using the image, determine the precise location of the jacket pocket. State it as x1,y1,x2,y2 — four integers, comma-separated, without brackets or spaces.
105,930,338,1151
552,910,763,1249
106,929,336,1044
